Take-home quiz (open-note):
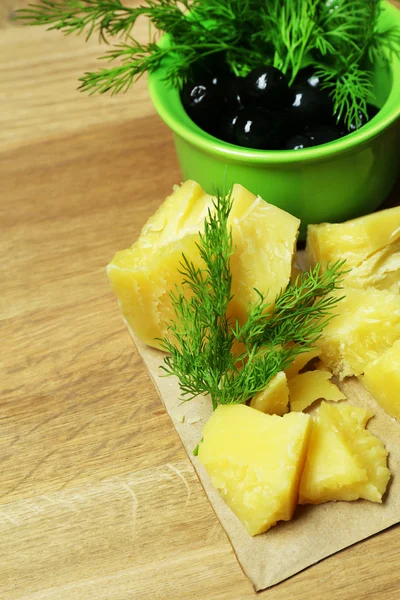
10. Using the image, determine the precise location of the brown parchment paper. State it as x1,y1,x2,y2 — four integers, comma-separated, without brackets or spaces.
128,322,400,591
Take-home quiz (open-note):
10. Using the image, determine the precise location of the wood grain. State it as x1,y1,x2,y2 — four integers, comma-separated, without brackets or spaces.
1,2,400,599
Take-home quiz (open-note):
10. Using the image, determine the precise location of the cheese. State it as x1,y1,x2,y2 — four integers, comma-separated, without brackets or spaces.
107,181,299,348
362,339,400,421
299,402,390,505
224,185,300,325
306,206,400,293
315,286,400,378
250,371,289,416
335,404,390,503
335,403,374,429
198,405,311,536
284,348,321,379
289,370,346,412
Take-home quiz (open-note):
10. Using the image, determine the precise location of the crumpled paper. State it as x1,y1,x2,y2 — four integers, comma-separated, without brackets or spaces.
129,323,400,591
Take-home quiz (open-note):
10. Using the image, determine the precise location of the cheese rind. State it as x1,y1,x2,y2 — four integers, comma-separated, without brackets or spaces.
198,405,311,536
362,339,400,421
107,181,299,348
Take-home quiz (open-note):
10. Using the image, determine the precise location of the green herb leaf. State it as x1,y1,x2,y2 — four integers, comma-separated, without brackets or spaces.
314,63,372,128
159,189,346,410
15,0,139,42
15,1,400,127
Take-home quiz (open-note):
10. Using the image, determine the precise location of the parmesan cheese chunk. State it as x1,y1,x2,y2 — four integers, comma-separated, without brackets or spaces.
107,181,299,348
198,405,311,536
362,339,400,421
307,206,400,293
299,402,390,505
289,370,345,412
250,371,289,416
315,286,400,378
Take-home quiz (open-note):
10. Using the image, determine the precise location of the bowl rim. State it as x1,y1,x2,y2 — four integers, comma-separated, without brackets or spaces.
148,1,400,165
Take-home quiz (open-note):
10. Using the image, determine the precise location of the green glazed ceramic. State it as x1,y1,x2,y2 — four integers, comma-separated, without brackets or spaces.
149,1,400,237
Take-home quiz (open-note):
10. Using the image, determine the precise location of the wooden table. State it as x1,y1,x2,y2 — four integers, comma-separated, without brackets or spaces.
2,2,400,598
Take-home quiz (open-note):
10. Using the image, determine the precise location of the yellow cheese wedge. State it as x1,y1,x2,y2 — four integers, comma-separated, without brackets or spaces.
107,181,299,348
306,206,400,293
362,339,400,421
289,370,346,412
315,286,400,378
299,403,367,504
334,404,390,503
250,371,289,416
198,405,311,536
332,403,390,502
226,185,300,325
284,348,321,379
299,402,390,504
335,403,373,429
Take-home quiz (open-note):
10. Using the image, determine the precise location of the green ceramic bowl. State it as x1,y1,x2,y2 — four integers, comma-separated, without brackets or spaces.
149,1,400,237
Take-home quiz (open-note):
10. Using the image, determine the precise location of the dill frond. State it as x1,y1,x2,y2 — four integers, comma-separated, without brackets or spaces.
160,189,346,410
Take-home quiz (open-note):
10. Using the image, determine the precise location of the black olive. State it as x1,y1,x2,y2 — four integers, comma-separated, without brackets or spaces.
304,125,341,146
235,108,286,149
289,84,334,123
223,77,245,111
181,80,222,133
218,111,242,144
284,134,314,150
294,67,321,89
243,66,290,109
210,73,223,87
182,80,216,112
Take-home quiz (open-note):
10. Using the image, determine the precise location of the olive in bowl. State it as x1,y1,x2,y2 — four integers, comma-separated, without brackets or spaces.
149,2,400,237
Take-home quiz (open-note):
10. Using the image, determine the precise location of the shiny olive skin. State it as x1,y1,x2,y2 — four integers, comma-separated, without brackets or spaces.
243,66,290,109
289,84,334,123
235,108,286,149
182,81,215,112
223,77,245,111
294,67,321,89
284,134,314,150
218,111,241,144
181,61,379,151
181,80,222,133
304,125,342,146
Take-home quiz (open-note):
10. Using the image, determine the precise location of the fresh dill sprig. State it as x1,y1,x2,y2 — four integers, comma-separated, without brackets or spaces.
16,0,138,42
314,64,372,127
79,40,172,94
160,190,345,410
312,0,382,127
160,190,235,411
262,0,321,82
15,1,400,128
